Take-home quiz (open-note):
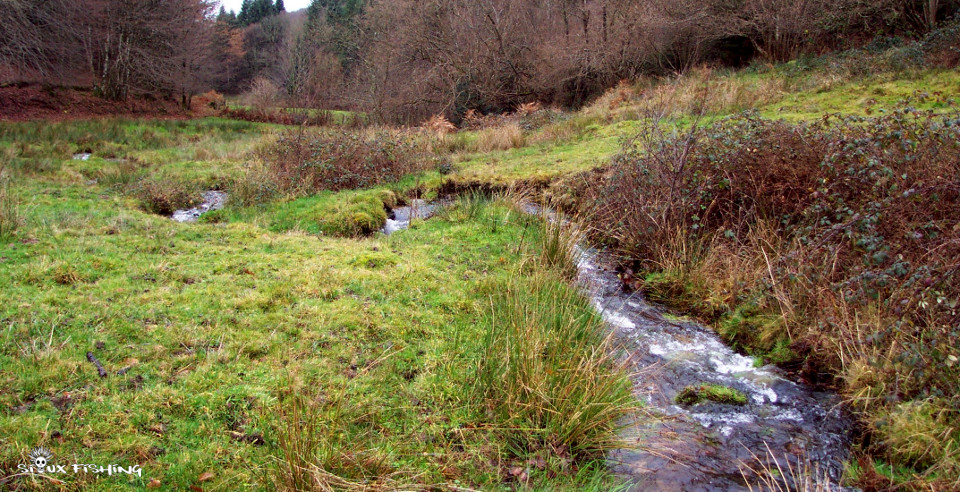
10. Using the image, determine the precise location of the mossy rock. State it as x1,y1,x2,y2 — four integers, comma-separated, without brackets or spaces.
676,383,748,406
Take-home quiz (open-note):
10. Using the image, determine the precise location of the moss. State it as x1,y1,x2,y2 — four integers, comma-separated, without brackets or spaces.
258,188,392,237
676,383,748,406
197,208,228,224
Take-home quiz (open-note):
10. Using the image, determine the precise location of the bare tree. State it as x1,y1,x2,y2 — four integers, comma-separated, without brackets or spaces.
0,0,83,83
82,0,216,100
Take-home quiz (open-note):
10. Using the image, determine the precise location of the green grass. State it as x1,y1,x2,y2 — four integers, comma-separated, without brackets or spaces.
0,118,632,490
3,33,958,490
756,69,960,122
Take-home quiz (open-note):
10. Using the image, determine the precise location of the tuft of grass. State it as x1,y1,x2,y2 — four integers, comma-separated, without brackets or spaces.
475,123,526,152
51,263,85,285
873,399,960,479
265,390,411,491
0,170,23,239
675,383,748,406
536,209,583,280
435,190,489,223
475,271,634,458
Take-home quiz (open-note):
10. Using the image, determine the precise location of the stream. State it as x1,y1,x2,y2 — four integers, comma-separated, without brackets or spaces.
173,194,852,489
171,191,227,223
577,247,851,490
381,199,438,235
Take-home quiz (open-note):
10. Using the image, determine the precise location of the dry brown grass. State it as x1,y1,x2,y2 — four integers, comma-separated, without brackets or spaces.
516,101,542,115
475,122,525,152
741,444,840,492
266,391,417,492
583,67,790,122
0,167,23,238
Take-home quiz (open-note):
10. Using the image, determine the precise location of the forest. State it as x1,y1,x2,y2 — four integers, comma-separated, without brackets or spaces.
3,0,957,120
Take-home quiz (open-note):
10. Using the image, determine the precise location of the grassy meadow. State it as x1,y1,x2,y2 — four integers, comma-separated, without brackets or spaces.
1,28,959,491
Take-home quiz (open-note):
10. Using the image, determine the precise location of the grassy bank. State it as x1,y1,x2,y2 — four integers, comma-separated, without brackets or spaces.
0,119,633,490
566,106,960,489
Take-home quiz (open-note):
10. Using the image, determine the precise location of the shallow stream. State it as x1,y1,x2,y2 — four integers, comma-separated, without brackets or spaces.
171,191,227,223
172,195,852,489
577,247,851,490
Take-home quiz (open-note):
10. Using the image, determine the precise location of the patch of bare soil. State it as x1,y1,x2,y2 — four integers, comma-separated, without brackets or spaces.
0,84,187,121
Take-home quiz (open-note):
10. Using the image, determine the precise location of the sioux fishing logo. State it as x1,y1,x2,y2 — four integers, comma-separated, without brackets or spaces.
29,447,53,470
17,446,142,476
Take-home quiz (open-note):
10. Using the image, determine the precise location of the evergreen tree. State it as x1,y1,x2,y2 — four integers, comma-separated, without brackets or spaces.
253,0,272,23
238,0,252,25
275,0,285,13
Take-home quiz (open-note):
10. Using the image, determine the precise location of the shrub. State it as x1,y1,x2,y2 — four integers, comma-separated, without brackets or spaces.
132,176,202,215
265,129,423,195
244,77,281,115
229,161,280,207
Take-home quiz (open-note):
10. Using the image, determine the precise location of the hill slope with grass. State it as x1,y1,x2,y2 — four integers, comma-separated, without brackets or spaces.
1,21,959,491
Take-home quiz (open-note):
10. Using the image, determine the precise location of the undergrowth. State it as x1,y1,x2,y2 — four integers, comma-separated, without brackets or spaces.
264,129,425,195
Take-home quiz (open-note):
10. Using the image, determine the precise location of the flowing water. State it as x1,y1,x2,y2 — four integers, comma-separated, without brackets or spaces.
172,191,227,223
265,197,852,489
381,199,438,235
575,247,852,490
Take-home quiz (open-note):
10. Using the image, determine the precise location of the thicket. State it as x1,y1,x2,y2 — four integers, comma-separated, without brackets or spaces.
576,106,960,486
263,129,424,195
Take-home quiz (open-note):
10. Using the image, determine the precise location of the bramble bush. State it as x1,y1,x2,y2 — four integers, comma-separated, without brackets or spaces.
264,129,424,196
